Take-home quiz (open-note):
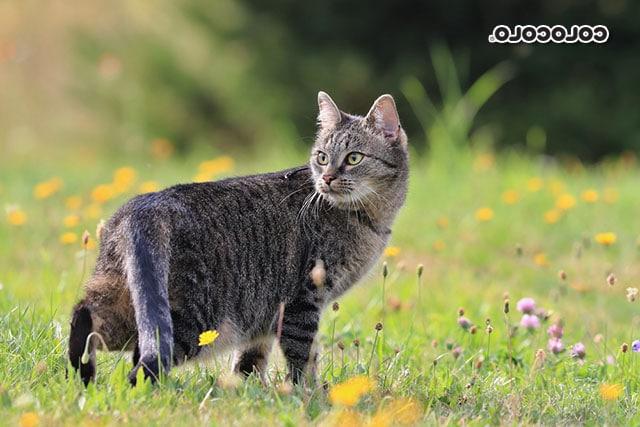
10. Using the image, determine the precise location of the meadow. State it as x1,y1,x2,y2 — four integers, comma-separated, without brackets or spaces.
2,143,640,426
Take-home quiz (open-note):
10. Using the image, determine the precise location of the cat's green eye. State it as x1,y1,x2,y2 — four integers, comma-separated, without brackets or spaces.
317,152,329,165
345,152,364,166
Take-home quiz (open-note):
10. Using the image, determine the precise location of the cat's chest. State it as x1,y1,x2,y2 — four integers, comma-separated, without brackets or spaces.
319,224,390,298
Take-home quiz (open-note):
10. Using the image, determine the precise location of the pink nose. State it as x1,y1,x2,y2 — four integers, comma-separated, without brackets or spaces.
322,174,336,184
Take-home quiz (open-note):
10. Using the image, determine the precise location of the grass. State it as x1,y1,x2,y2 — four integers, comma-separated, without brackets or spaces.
2,144,640,426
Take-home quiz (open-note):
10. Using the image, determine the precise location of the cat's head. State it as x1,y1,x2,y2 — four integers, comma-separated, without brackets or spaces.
309,91,408,211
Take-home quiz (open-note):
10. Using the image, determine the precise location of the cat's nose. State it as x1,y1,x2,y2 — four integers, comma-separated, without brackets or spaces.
322,174,336,184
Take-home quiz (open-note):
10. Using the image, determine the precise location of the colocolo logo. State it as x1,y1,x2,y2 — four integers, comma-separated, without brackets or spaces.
489,25,609,44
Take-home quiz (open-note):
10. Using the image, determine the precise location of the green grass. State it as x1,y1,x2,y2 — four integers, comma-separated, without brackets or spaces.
2,145,640,426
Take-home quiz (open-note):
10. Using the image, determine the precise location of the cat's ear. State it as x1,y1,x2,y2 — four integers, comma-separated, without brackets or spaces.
365,94,401,142
317,91,342,130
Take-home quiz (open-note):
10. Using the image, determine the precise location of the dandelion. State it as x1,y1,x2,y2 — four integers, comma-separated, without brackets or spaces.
384,246,400,257
595,232,617,246
599,383,623,401
19,412,39,427
533,252,548,267
570,342,586,359
328,376,376,406
139,181,160,194
527,177,543,192
475,207,494,222
555,193,576,211
548,338,564,354
198,330,219,346
194,156,235,182
6,208,27,226
626,287,639,302
83,203,102,220
59,232,78,245
112,167,137,193
381,397,422,425
91,184,115,204
501,189,520,205
331,410,362,427
603,187,619,204
632,340,640,352
65,195,83,210
543,209,561,224
516,298,536,314
33,177,63,199
581,189,599,203
63,214,80,228
436,216,449,229
520,314,541,330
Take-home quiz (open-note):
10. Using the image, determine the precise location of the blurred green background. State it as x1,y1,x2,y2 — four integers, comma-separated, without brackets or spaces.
2,0,639,163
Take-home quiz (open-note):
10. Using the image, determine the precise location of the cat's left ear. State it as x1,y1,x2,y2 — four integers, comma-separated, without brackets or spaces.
365,94,402,143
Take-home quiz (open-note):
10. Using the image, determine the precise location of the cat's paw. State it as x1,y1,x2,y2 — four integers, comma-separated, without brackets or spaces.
128,354,169,386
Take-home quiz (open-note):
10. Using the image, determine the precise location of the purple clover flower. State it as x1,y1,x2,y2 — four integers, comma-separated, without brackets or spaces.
632,340,640,352
570,342,586,359
547,338,564,354
520,314,541,330
516,297,536,314
547,324,563,339
457,316,472,330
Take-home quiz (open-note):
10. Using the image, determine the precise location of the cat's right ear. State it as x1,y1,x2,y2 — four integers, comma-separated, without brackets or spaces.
317,91,342,130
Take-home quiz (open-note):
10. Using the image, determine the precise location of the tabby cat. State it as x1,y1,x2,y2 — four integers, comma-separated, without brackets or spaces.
68,92,409,385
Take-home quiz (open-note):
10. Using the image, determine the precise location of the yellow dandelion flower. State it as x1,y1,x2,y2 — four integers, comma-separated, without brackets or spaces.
150,138,174,160
19,412,39,427
381,398,422,425
581,189,599,203
369,411,392,427
112,167,137,193
603,187,619,204
527,177,543,192
91,184,115,204
83,203,102,220
555,193,576,211
138,181,160,194
7,208,27,226
63,214,80,228
432,239,446,252
192,171,213,183
436,216,449,229
473,153,494,172
65,195,83,210
595,232,617,246
329,376,376,406
475,207,494,222
198,156,235,175
543,209,562,224
548,179,565,196
59,232,78,245
599,383,623,401
198,330,219,346
331,410,363,427
533,252,548,267
501,189,520,205
33,177,63,199
384,246,400,257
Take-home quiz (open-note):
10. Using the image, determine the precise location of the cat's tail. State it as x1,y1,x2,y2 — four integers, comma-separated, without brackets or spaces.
68,300,96,385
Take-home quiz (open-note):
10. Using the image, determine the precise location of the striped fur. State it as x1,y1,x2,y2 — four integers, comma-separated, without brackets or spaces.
68,92,408,385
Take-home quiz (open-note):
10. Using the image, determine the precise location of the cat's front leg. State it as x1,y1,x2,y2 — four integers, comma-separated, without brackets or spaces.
279,290,320,386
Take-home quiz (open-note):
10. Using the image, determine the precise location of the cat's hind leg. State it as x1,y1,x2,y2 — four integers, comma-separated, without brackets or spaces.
234,338,274,382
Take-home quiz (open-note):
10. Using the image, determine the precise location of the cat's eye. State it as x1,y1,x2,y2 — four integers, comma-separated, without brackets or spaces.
345,152,364,166
317,152,329,165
